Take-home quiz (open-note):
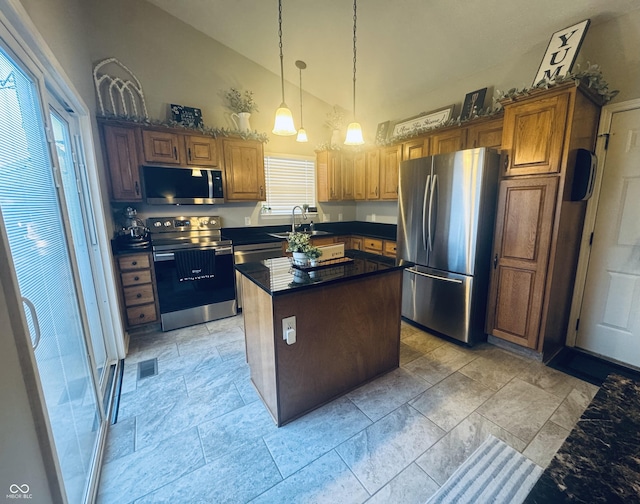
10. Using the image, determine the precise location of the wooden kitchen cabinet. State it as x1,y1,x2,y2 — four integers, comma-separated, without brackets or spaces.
141,129,182,165
116,252,159,328
341,153,355,200
316,150,342,202
402,137,430,160
366,149,380,200
379,145,402,200
486,82,602,359
486,176,557,348
222,138,265,201
353,152,367,200
501,92,569,176
102,123,142,201
466,117,503,150
184,135,219,167
349,236,363,251
383,240,397,258
429,127,467,155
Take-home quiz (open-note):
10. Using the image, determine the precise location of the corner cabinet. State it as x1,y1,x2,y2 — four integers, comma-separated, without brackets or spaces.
222,138,265,201
485,82,602,360
101,123,142,201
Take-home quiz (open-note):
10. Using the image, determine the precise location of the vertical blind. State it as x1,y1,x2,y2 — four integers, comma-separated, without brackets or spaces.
264,155,316,215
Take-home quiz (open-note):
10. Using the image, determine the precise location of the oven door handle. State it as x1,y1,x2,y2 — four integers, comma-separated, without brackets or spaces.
154,246,233,262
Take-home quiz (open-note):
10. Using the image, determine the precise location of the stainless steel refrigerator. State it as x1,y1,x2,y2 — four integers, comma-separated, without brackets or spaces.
397,147,500,344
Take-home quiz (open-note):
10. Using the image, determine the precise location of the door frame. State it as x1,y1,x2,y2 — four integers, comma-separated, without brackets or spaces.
566,98,640,347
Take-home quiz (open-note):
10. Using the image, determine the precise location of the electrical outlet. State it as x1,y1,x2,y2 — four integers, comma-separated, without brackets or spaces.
282,315,296,345
371,213,376,222
244,217,251,226
338,213,343,221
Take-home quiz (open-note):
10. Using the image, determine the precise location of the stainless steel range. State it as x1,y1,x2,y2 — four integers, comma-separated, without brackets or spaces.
148,215,236,331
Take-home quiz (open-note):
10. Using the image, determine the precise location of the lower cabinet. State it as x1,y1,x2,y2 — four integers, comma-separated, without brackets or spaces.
116,252,159,328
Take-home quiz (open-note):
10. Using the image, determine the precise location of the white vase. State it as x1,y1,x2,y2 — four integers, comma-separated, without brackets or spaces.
330,128,341,147
231,112,252,132
292,251,308,266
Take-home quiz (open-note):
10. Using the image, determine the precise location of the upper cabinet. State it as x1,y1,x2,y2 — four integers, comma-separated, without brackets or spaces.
379,145,402,200
99,119,265,202
185,135,219,167
317,150,343,202
141,129,219,167
101,123,142,201
429,127,467,155
341,154,355,200
402,137,430,160
366,149,380,200
352,152,366,201
466,117,503,150
222,138,265,201
501,93,569,176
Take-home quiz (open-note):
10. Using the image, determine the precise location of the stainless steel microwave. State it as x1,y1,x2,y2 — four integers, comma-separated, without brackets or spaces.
141,165,224,205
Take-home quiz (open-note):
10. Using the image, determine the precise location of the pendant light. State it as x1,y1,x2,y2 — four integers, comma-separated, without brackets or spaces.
344,0,364,145
272,0,297,136
295,60,308,142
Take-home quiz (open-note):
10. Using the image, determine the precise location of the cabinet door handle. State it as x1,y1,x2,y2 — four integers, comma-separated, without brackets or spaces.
375,186,378,196
139,313,145,319
135,181,140,196
188,147,192,161
493,254,498,269
503,154,509,172
134,276,140,281
260,185,264,196
136,293,142,298
173,146,178,160
132,261,137,266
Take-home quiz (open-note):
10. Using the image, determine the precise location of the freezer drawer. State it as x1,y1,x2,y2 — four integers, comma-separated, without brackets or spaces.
402,266,477,344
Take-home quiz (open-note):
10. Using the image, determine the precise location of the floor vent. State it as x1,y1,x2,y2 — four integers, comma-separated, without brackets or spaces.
137,358,158,380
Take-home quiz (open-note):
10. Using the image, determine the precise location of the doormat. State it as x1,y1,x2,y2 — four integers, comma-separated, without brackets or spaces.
548,347,640,387
427,435,542,504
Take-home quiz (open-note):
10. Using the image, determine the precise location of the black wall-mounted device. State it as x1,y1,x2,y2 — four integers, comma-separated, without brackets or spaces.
571,148,597,201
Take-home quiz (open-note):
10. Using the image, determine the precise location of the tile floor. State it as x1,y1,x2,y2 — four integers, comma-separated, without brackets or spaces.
97,315,599,503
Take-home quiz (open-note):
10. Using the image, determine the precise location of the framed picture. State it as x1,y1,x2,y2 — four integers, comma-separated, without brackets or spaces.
391,105,454,138
460,88,487,121
375,121,390,143
533,19,590,86
170,103,203,127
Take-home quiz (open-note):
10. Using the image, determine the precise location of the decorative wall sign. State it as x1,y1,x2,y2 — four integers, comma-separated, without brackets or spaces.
375,121,390,143
93,58,148,118
460,88,487,121
391,106,454,138
533,19,590,86
171,104,203,127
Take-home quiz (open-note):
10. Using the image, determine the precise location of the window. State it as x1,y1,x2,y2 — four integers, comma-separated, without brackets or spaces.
264,154,316,215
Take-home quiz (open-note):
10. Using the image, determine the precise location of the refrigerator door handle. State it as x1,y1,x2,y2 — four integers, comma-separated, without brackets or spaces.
422,174,431,251
406,267,463,284
428,174,437,251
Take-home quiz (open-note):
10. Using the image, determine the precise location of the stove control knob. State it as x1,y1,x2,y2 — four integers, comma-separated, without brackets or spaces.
163,221,172,227
153,221,162,227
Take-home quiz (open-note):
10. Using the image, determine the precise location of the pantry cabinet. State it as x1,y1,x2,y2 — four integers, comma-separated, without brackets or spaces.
485,82,602,359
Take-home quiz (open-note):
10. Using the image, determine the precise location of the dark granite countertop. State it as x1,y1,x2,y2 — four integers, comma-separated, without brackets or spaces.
236,250,410,296
223,221,397,246
525,373,640,503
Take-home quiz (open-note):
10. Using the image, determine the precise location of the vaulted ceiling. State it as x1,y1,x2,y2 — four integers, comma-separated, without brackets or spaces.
147,0,638,121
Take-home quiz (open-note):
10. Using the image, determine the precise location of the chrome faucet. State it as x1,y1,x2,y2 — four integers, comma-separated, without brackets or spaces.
291,205,307,232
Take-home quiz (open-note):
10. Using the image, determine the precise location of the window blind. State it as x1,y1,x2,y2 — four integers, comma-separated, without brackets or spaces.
264,155,316,215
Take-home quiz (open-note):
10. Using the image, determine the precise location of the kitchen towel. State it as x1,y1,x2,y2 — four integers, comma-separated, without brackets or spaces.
174,250,216,281
427,435,542,504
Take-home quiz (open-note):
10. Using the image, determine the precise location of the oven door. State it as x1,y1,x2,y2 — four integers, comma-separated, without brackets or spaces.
152,244,237,330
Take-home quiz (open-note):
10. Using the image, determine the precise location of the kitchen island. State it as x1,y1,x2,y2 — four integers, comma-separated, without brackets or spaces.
236,251,410,426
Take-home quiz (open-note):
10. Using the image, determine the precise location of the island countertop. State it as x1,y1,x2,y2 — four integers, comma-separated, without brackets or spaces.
235,250,411,296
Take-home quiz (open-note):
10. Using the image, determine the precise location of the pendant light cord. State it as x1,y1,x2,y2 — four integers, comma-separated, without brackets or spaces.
352,0,357,120
299,66,304,127
278,0,285,104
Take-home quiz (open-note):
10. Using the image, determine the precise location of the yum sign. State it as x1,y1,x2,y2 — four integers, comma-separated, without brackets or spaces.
533,19,590,86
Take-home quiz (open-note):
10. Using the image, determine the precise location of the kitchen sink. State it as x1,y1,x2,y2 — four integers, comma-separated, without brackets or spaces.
267,230,331,239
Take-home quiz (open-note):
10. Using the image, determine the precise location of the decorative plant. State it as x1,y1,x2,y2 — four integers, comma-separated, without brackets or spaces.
286,231,322,259
224,88,259,114
325,105,345,130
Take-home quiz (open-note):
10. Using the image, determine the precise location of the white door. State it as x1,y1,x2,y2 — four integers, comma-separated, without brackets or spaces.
576,107,640,367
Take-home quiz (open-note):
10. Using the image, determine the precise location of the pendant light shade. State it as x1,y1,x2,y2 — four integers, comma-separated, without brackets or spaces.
345,0,364,145
272,0,297,136
295,60,308,143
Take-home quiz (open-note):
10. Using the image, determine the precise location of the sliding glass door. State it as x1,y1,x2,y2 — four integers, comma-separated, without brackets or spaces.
0,45,106,503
